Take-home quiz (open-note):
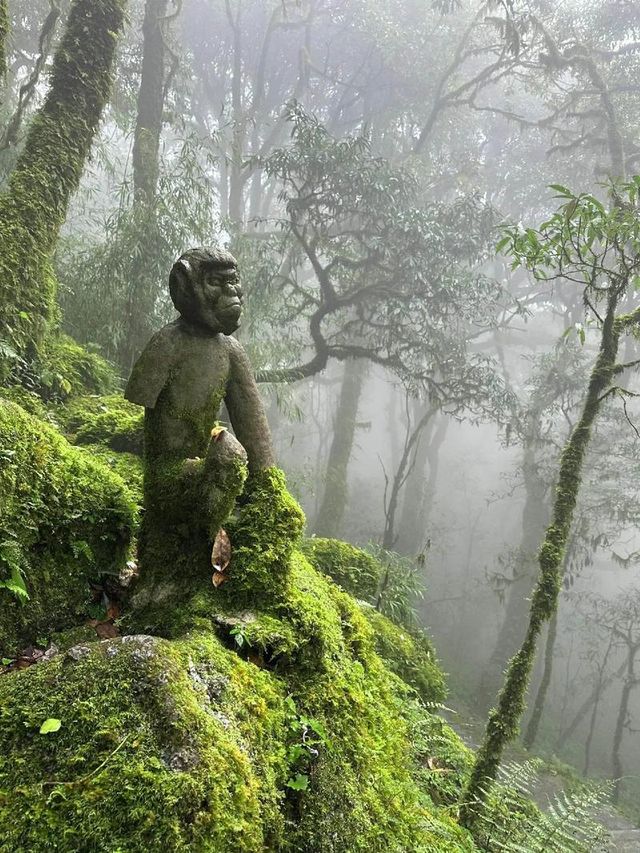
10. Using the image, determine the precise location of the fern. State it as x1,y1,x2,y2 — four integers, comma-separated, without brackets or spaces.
473,759,611,852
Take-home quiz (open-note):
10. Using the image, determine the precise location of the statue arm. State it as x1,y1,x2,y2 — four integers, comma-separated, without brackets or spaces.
226,337,275,473
124,325,177,409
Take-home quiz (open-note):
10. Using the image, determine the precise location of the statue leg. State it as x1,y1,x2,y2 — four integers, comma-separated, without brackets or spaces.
131,432,248,622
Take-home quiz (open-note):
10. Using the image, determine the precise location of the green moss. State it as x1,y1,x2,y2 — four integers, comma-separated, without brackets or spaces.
300,536,383,600
224,467,306,607
0,384,50,419
36,334,119,401
0,400,137,656
360,605,447,705
76,444,144,503
58,393,144,454
0,633,289,852
0,553,473,853
0,0,126,369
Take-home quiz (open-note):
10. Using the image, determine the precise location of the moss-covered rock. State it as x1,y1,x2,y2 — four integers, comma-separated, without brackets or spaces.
0,400,137,656
0,570,473,852
301,536,383,600
37,334,119,400
361,605,446,705
0,634,289,852
58,392,144,454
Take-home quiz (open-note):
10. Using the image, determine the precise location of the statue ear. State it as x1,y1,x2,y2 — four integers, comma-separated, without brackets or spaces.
170,258,200,318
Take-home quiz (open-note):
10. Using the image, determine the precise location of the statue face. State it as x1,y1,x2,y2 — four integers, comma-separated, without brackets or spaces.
170,248,244,335
192,265,243,335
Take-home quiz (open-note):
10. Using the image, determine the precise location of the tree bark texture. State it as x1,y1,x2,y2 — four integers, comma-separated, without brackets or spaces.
314,359,365,539
0,0,127,367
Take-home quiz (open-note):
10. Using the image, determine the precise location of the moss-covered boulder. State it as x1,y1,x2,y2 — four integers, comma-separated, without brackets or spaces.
37,334,119,400
301,536,383,600
57,392,144,454
0,545,477,852
0,400,137,656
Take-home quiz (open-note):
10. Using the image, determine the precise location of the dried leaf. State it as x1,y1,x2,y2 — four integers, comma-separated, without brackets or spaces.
212,528,231,573
211,425,227,442
95,622,119,639
211,572,228,589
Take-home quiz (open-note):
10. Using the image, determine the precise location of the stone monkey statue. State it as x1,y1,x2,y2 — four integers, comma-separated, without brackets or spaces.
125,246,280,612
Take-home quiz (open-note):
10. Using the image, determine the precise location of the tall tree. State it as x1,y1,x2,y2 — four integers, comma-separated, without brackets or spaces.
461,179,640,828
0,0,127,373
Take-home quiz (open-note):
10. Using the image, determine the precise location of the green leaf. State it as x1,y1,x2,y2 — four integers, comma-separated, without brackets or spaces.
495,235,510,254
548,183,573,198
285,773,309,791
1,658,13,666
40,718,62,735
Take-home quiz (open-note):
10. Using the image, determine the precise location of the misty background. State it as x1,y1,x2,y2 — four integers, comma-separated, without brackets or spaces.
7,0,640,827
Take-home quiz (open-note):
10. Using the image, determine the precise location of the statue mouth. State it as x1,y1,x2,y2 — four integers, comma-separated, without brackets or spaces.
219,298,242,314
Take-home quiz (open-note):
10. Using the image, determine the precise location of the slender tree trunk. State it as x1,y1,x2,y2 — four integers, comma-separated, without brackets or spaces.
382,405,435,551
461,293,621,828
523,609,558,749
0,0,127,369
119,0,169,372
314,359,365,538
554,656,627,753
612,643,639,804
583,634,615,776
398,410,447,554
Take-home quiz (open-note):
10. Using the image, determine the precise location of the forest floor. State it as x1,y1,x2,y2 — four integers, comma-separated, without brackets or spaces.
443,696,640,852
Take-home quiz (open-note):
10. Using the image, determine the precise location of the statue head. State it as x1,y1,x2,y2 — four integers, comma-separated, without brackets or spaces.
169,246,243,335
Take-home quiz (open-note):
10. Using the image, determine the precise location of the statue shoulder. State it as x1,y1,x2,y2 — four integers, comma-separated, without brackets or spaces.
124,322,181,409
224,333,252,369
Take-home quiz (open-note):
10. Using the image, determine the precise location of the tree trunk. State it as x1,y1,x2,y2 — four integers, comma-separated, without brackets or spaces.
612,644,639,804
583,634,615,776
554,656,627,753
382,404,435,551
461,293,621,828
0,0,127,369
397,410,447,554
314,359,365,538
523,609,558,749
132,0,168,205
119,0,169,373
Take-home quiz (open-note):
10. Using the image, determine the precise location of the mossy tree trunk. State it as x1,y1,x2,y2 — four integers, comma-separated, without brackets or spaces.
0,0,8,81
0,0,127,369
460,293,622,827
315,359,365,538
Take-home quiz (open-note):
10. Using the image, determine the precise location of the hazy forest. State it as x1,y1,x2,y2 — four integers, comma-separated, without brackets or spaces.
2,0,640,850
